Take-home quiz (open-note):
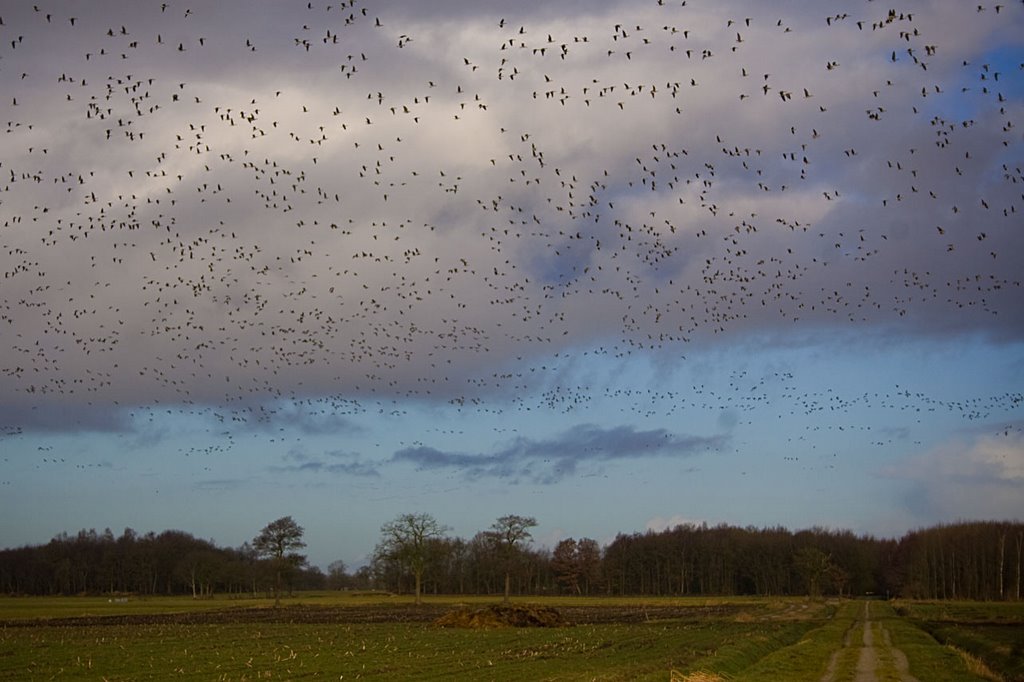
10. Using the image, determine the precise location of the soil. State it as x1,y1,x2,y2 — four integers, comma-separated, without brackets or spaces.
434,604,568,628
0,602,745,629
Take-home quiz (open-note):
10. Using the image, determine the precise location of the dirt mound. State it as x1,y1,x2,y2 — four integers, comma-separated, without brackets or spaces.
435,604,568,629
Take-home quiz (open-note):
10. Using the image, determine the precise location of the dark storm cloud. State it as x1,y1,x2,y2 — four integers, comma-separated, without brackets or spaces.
392,423,726,483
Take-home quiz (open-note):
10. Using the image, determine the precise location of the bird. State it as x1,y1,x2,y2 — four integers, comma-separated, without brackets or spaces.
0,0,1018,511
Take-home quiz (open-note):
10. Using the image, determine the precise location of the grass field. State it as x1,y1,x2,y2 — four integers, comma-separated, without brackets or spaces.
1,593,1020,680
894,600,1024,682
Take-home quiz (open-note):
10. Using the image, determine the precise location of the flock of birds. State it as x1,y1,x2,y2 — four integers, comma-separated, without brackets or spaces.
1,1,1022,480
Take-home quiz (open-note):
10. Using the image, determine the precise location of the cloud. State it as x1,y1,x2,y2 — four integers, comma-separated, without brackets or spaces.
0,0,1021,418
271,447,381,478
193,478,248,492
882,433,1024,521
392,423,726,483
238,402,366,436
0,403,132,434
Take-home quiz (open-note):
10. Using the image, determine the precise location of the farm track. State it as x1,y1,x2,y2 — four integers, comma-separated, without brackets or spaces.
821,602,920,682
0,602,747,628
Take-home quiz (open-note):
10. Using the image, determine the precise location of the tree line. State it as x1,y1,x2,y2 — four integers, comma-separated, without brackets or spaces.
1,517,1020,601
0,525,326,598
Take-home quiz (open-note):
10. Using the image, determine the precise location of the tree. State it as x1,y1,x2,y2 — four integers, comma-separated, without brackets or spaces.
793,546,832,597
466,531,502,594
1016,530,1022,601
551,537,601,595
377,512,448,604
327,559,349,590
576,538,602,595
176,548,222,599
552,538,583,594
252,516,307,606
351,565,375,591
489,514,537,602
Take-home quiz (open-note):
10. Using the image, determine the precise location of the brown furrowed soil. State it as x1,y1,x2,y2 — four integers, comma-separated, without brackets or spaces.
0,602,745,628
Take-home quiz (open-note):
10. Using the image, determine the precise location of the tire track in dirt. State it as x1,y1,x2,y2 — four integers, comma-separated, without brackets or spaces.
822,602,920,682
854,607,878,682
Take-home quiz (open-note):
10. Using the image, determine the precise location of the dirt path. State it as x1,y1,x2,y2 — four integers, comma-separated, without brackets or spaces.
822,602,920,682
853,605,879,682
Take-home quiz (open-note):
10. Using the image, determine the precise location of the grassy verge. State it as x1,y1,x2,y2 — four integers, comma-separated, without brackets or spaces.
713,599,859,681
871,600,989,682
895,600,1024,681
675,618,824,679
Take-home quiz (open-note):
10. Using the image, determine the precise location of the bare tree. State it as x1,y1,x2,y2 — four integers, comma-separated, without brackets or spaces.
377,512,448,604
576,538,602,595
1016,531,1022,601
252,516,306,607
327,559,349,590
489,514,538,603
552,538,582,595
793,546,832,597
998,531,1006,599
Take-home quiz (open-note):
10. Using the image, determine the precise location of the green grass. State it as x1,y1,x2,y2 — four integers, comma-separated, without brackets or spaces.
724,599,859,681
721,600,999,682
871,601,989,682
1,594,1020,680
895,600,1024,625
676,618,824,679
895,600,1024,681
0,618,818,681
0,594,825,681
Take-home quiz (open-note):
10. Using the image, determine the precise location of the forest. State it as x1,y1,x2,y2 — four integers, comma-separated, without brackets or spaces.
1,519,1020,601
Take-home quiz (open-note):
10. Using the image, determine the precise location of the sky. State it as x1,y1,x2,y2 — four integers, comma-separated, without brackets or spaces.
1,0,1022,571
